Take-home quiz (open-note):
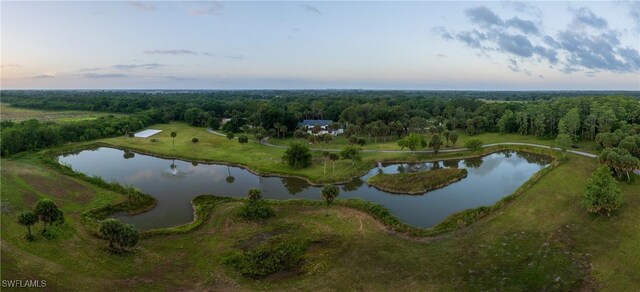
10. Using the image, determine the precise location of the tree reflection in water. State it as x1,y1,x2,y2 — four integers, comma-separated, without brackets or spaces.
464,157,484,168
123,150,135,160
225,166,235,184
342,178,364,192
281,177,308,196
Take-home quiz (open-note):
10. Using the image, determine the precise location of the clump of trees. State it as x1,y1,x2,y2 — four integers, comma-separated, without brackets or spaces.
99,219,140,253
282,142,312,168
583,166,623,216
465,139,483,151
321,184,340,205
340,146,361,164
1,109,163,156
398,133,426,151
17,198,65,241
238,188,275,220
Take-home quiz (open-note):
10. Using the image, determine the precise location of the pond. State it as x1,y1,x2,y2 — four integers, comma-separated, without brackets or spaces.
58,147,552,230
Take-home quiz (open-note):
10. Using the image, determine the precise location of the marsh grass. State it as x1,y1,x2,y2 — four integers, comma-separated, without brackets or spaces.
367,168,468,194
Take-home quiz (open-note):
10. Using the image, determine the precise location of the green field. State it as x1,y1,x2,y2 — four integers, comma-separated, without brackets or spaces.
1,149,639,290
267,131,600,154
0,103,123,122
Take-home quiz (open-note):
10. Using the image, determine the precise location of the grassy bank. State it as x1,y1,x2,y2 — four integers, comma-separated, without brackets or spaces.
367,168,468,194
1,153,640,290
267,130,600,154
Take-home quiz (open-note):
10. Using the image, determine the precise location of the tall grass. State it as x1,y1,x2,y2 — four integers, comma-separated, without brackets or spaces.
367,168,467,194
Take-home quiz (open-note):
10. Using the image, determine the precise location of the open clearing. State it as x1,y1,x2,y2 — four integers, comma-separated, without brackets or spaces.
0,103,123,122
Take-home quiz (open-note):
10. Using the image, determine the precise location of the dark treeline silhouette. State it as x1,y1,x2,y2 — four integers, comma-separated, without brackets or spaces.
1,90,639,158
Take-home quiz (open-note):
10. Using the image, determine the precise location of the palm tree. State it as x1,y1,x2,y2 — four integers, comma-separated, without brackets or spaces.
170,131,177,149
18,211,38,240
321,184,339,205
329,153,339,172
122,125,130,138
322,151,330,174
248,188,262,201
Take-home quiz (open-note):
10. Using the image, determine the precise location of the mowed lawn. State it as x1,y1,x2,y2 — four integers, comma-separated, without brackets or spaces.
98,122,375,184
1,151,639,290
0,103,123,122
268,131,600,154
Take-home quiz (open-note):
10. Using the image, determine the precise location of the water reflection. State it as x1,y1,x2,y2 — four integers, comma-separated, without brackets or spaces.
58,148,551,230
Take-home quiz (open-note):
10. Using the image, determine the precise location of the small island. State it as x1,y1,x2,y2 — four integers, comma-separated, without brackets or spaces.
367,168,468,194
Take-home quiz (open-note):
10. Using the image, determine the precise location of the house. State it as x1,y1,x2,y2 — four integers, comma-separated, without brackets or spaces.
299,119,344,136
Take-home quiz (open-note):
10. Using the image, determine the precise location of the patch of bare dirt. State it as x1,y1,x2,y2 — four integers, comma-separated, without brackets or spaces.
18,173,95,203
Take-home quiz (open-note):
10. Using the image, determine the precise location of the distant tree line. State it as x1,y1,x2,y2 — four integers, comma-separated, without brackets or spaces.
1,109,163,156
2,91,640,157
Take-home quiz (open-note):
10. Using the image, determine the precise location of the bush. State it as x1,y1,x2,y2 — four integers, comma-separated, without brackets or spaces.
282,142,312,168
464,138,483,151
238,188,274,220
224,235,307,278
583,165,623,215
238,200,275,221
99,219,140,253
238,135,249,144
321,184,339,204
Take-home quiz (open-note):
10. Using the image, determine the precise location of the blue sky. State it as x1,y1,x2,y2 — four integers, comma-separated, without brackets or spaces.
1,1,639,90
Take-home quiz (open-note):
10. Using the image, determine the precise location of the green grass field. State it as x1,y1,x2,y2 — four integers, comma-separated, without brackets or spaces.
1,150,638,290
0,103,123,122
268,131,600,154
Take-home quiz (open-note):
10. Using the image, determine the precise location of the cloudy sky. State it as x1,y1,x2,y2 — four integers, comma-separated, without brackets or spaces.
1,1,639,90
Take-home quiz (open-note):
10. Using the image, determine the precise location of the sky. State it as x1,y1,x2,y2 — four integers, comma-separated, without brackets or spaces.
1,1,639,90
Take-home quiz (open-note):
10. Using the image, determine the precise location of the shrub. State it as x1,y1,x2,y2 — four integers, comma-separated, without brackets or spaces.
464,138,483,151
224,235,307,278
239,188,274,220
238,135,249,144
238,201,275,220
247,188,262,201
282,142,312,168
192,137,199,144
99,219,140,253
583,166,623,215
321,184,339,205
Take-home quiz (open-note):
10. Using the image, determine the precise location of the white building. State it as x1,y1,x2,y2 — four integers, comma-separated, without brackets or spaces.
299,119,344,136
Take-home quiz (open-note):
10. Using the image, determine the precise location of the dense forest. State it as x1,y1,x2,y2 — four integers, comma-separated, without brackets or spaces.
2,91,640,169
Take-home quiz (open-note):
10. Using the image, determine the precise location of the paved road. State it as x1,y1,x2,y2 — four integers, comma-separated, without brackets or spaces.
207,129,598,159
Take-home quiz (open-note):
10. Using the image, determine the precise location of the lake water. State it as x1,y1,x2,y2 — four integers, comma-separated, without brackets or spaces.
58,147,551,230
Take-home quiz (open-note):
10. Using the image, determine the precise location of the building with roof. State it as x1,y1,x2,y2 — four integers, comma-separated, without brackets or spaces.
299,119,344,136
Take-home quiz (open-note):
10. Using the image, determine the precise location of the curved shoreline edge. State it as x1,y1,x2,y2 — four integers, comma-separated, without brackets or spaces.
367,168,468,195
39,141,565,239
